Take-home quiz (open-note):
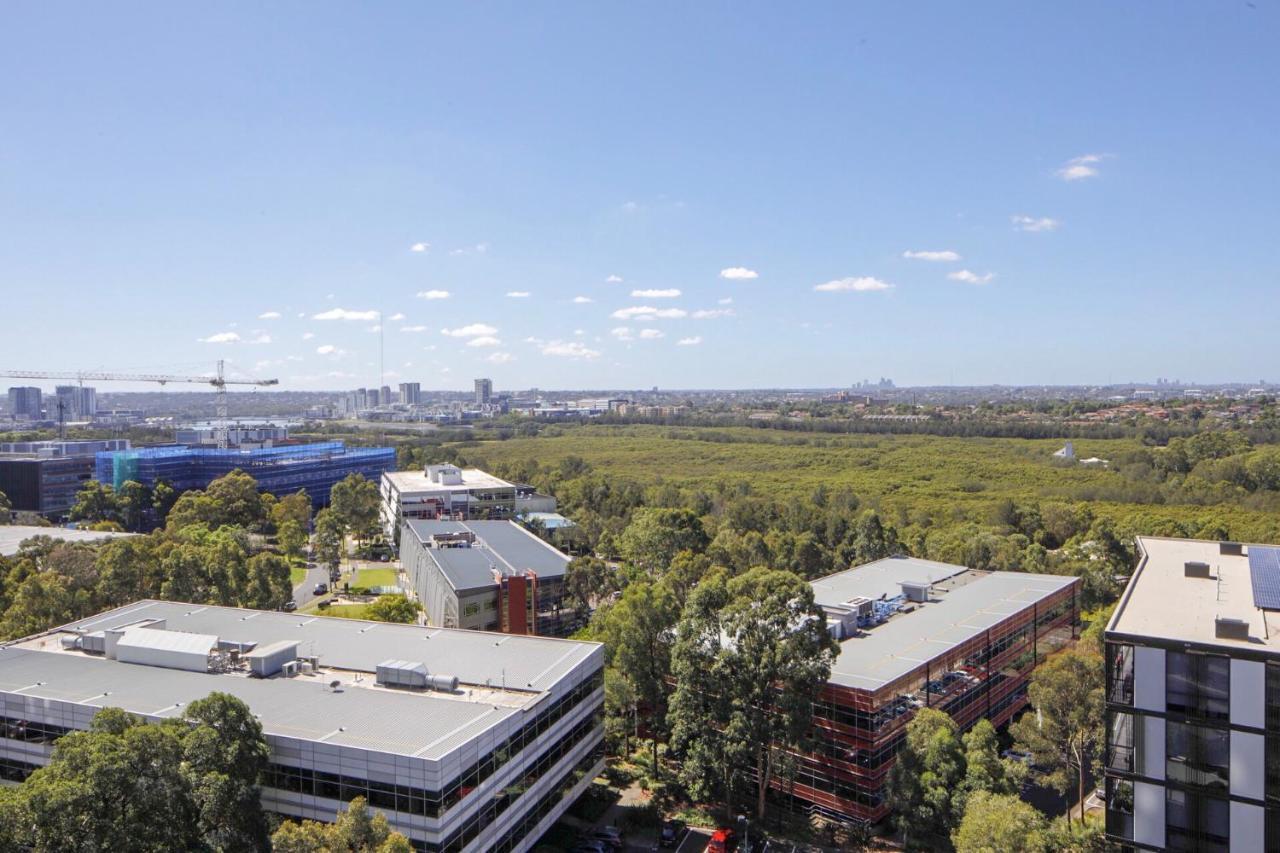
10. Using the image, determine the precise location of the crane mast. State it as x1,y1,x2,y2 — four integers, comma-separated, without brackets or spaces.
0,361,278,450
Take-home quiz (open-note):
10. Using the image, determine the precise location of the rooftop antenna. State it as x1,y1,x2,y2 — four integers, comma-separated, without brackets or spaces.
379,310,384,393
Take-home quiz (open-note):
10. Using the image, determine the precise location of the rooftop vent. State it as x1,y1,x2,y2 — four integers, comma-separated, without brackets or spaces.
1220,542,1244,556
1185,561,1212,579
375,659,458,692
1215,616,1250,641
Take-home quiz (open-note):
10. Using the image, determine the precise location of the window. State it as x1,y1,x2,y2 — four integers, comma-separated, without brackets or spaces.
1165,788,1228,853
1107,711,1135,773
1166,651,1229,720
1269,733,1280,804
1268,662,1280,731
1105,777,1134,841
1166,721,1229,792
1107,642,1134,706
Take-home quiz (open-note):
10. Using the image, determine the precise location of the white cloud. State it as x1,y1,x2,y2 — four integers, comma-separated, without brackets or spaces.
611,327,634,341
286,355,303,362
400,325,428,333
902,250,961,262
450,242,489,256
466,336,502,348
1057,153,1105,181
506,291,531,298
416,290,451,300
611,306,688,320
631,288,681,298
388,312,405,321
948,269,996,285
606,274,623,283
813,277,894,293
366,325,381,333
720,267,758,280
717,297,734,305
1012,215,1061,232
257,311,282,320
314,308,379,321
302,332,315,340
316,344,343,356
441,323,498,338
677,336,703,346
486,352,514,364
572,296,593,304
542,340,601,359
199,331,241,344
639,328,664,340
573,329,585,336
410,242,430,253
247,331,273,344
691,308,735,319
620,201,639,213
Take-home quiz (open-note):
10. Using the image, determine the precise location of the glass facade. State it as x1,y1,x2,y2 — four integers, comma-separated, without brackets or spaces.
1166,651,1230,721
1166,788,1229,852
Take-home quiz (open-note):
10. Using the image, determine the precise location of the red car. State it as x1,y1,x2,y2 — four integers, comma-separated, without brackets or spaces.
706,828,737,853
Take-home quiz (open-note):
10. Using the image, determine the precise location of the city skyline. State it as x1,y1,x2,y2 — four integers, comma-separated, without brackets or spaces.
3,3,1278,390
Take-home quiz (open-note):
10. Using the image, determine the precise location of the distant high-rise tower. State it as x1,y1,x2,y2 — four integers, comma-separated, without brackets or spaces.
6,387,42,420
474,378,492,406
379,385,392,406
398,382,421,406
54,386,97,420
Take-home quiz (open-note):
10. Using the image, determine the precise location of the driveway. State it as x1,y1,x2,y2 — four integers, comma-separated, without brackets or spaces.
292,564,333,609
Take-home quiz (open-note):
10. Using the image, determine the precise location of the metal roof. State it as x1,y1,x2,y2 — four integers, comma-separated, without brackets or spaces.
0,526,137,556
407,520,571,592
811,556,968,607
116,627,218,656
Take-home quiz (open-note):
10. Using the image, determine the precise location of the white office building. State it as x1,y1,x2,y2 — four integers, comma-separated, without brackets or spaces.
1104,536,1280,851
0,600,604,852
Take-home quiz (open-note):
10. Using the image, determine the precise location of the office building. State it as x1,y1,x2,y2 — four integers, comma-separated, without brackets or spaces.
381,465,518,537
789,557,1079,824
401,519,574,638
5,387,42,421
1103,536,1280,851
0,440,130,519
54,385,97,420
0,600,604,852
399,383,421,406
95,442,395,508
475,379,492,407
174,422,290,448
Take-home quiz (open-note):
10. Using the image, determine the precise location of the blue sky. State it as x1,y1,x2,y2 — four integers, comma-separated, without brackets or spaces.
2,2,1277,391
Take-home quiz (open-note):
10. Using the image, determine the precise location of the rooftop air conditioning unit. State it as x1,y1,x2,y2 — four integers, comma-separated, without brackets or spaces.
1185,561,1212,579
1220,542,1244,556
900,581,930,603
1215,617,1249,641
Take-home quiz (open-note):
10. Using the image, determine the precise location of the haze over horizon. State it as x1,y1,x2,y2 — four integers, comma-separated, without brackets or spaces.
3,3,1277,392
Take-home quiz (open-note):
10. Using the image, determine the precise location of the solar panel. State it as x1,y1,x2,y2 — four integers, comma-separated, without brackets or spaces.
1248,546,1280,610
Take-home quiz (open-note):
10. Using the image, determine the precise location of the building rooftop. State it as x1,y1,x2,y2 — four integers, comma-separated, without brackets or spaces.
406,520,570,591
1108,536,1280,653
813,557,1078,692
383,467,515,493
0,600,601,759
0,525,137,556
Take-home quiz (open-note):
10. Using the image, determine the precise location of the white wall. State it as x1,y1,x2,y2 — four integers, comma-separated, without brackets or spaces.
1230,801,1265,853
1133,780,1165,849
1230,658,1265,729
1134,645,1166,712
1140,715,1165,780
1230,730,1265,800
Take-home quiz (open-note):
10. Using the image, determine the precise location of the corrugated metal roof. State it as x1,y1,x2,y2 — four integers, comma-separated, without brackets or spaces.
406,520,570,592
117,627,218,655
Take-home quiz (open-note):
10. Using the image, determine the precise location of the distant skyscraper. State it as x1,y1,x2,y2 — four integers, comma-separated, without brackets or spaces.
398,382,421,406
475,378,492,406
6,387,42,420
53,386,97,420
380,385,392,406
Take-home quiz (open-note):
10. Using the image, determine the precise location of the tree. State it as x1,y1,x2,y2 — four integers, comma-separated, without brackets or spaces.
0,571,76,641
242,551,293,610
954,719,1017,821
70,481,120,527
887,709,966,850
330,474,381,545
952,791,1047,853
669,567,837,819
1011,647,1105,824
271,797,413,852
595,580,678,772
314,507,344,567
272,488,313,531
278,518,308,561
151,480,179,527
364,594,420,624
182,692,272,850
205,469,269,530
0,487,11,524
617,508,708,574
563,556,617,626
115,480,152,532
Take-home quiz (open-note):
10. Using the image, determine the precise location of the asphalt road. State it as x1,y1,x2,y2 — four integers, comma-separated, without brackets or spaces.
292,564,333,609
676,828,711,853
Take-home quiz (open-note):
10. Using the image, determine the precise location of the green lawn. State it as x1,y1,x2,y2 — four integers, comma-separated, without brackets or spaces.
290,567,308,586
301,602,371,620
355,568,399,588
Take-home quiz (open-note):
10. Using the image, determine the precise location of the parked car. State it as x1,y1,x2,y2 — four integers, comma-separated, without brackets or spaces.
572,842,608,853
706,828,737,853
592,827,623,849
313,582,328,595
281,599,297,612
1002,749,1034,765
659,819,686,848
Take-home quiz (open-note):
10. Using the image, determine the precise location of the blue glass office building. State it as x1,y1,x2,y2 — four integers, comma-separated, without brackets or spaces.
94,442,395,507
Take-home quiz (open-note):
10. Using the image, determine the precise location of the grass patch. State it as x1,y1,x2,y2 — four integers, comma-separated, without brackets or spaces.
301,602,372,620
355,568,398,588
290,567,308,586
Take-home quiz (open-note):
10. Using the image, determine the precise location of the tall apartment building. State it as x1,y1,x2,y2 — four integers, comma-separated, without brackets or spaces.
0,601,604,852
5,387,42,420
1104,536,1280,851
0,440,130,518
475,378,492,406
399,383,421,406
54,385,97,420
789,557,1079,824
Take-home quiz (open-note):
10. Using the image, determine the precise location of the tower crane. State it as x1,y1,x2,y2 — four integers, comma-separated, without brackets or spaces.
0,360,278,449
